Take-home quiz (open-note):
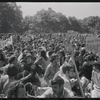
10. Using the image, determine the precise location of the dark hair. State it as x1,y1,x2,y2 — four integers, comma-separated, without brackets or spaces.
51,76,64,86
50,54,57,62
93,62,100,71
40,50,47,60
62,64,72,74
7,64,18,77
80,48,86,56
48,50,54,57
85,55,94,62
8,56,16,64
7,82,25,98
59,50,65,57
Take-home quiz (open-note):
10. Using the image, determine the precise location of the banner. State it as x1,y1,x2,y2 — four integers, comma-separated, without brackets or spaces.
86,36,100,56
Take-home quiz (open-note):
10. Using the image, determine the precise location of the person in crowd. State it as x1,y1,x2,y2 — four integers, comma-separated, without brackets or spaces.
59,50,66,66
35,50,50,73
0,64,18,97
44,53,59,85
79,54,95,93
73,50,80,71
58,63,76,96
91,61,100,98
78,47,86,69
18,48,26,63
0,49,7,67
7,81,27,98
22,53,44,87
37,76,74,98
2,56,20,74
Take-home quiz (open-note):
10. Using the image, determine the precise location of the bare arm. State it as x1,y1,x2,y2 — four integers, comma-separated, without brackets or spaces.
44,66,51,83
20,73,32,82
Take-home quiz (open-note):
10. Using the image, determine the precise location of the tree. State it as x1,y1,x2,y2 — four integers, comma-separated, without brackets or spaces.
0,2,23,33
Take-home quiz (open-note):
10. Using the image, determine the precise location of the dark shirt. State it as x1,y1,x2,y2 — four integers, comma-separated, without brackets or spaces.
79,62,93,81
23,63,44,86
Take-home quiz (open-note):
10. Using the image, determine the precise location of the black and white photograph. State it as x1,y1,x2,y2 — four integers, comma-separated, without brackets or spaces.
0,2,100,98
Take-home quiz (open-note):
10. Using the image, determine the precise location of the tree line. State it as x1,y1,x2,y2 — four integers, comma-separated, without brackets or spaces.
0,2,100,35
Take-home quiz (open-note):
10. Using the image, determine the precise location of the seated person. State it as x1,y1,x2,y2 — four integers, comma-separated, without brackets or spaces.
36,76,74,98
7,82,27,98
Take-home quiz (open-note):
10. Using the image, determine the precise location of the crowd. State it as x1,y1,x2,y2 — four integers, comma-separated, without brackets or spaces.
0,32,100,98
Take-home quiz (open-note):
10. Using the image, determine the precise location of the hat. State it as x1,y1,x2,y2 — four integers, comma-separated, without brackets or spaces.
51,76,64,85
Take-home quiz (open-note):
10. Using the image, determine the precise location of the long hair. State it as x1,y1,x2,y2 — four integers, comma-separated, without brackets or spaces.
40,50,48,61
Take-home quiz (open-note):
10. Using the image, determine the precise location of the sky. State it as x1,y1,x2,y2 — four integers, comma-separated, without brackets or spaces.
17,2,100,19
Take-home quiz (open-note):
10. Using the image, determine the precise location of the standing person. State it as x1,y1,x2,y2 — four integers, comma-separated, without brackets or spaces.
91,61,100,98
44,54,59,85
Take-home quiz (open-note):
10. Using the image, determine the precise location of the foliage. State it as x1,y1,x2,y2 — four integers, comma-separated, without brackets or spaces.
0,2,23,33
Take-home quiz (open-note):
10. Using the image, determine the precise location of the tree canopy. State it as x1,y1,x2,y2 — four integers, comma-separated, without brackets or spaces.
0,3,100,35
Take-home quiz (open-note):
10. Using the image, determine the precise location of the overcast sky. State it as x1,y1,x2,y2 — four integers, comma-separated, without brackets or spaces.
17,2,100,19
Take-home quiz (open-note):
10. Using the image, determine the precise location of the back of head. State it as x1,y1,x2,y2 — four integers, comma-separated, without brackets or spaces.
59,50,65,57
7,64,18,78
8,56,16,64
40,50,47,60
62,63,72,74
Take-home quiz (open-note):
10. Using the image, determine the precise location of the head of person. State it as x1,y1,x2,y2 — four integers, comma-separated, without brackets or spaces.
80,47,86,56
14,49,20,58
40,50,47,61
84,55,94,64
24,50,29,55
48,50,54,58
7,82,27,98
7,64,18,78
24,53,33,64
8,56,18,64
62,63,74,77
93,61,100,73
50,53,59,65
74,50,79,61
59,50,65,58
51,76,64,96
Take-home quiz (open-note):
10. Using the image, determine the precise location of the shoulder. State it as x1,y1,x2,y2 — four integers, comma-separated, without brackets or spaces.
82,62,88,66
64,87,74,97
37,87,53,98
1,75,9,82
46,63,51,69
